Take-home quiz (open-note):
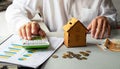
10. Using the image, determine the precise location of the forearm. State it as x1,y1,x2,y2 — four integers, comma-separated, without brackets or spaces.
5,0,38,33
99,0,117,29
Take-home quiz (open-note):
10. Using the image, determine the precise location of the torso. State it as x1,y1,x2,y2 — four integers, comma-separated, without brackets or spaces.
38,0,101,32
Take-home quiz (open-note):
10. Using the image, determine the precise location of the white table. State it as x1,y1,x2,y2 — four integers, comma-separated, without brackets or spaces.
42,30,120,69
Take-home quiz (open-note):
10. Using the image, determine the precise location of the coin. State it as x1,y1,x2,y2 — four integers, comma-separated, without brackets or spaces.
52,55,58,58
81,57,87,60
79,51,89,56
86,50,91,53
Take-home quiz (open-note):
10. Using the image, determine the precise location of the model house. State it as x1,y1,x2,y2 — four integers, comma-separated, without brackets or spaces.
63,17,88,47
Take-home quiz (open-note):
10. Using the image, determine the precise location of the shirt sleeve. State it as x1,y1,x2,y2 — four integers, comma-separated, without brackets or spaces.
5,0,39,33
99,0,117,29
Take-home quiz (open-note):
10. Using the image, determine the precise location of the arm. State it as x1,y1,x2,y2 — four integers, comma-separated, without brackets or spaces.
87,0,117,39
5,0,45,40
99,0,117,29
5,0,37,33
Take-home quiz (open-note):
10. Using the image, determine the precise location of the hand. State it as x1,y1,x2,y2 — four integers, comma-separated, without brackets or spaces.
18,21,46,40
87,16,111,39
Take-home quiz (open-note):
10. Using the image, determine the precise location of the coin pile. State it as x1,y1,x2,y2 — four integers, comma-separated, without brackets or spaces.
62,50,91,60
52,50,91,60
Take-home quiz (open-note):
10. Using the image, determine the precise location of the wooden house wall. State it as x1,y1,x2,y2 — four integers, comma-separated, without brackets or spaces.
68,23,86,47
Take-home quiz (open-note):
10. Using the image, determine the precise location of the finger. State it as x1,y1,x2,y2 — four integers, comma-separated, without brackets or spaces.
87,23,92,31
87,23,92,33
94,19,103,39
21,26,27,39
31,22,39,35
100,20,106,39
91,19,97,38
39,29,46,38
18,28,23,39
25,23,32,40
107,23,111,38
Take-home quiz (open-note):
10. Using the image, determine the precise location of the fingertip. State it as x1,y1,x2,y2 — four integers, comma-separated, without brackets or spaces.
39,30,46,37
95,36,98,39
91,33,94,38
107,34,110,38
28,36,32,40
31,29,38,34
41,32,46,38
100,36,103,39
87,27,90,31
91,31,95,38
23,36,27,40
87,24,91,31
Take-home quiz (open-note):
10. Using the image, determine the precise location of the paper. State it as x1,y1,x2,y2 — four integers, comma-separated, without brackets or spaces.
0,35,64,68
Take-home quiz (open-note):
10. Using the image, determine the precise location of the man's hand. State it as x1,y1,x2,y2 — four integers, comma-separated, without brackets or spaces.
87,16,111,39
18,21,46,40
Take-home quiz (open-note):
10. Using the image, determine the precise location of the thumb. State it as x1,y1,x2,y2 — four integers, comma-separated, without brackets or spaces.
87,23,92,32
39,29,46,38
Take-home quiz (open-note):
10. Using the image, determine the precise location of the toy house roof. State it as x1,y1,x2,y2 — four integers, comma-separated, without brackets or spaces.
63,17,88,32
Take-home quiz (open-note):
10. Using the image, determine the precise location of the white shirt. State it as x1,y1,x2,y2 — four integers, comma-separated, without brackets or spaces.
5,0,117,33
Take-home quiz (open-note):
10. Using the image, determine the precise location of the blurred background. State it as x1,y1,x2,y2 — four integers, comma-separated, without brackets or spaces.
0,0,120,35
0,0,120,21
113,0,120,22
0,0,12,11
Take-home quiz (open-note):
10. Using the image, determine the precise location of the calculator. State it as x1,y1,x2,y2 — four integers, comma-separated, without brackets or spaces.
12,36,50,49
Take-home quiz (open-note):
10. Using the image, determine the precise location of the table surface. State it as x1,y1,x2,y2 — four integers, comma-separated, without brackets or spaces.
1,11,120,69
42,30,120,69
